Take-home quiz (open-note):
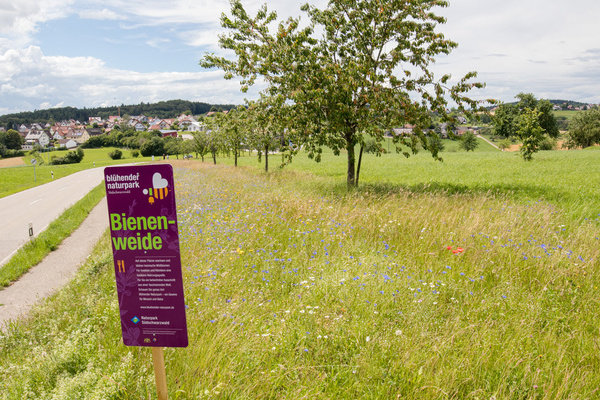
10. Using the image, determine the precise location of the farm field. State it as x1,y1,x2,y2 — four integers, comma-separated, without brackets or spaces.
1,150,599,399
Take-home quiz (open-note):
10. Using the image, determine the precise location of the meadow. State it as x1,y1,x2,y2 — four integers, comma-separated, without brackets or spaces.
1,145,599,399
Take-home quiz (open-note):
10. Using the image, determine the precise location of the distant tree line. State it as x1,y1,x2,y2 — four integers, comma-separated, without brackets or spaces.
0,100,237,129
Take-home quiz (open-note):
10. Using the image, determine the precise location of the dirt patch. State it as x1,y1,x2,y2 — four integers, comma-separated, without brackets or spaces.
0,157,25,168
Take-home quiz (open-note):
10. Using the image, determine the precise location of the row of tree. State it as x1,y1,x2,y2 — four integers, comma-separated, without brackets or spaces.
84,100,289,170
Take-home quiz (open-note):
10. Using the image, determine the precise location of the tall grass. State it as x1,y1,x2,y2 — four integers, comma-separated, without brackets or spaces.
1,162,598,399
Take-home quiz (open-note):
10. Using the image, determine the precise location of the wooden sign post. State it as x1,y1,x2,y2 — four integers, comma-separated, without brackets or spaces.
152,347,168,400
105,164,188,399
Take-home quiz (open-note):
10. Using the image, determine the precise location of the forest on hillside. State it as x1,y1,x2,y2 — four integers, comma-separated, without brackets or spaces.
0,100,237,128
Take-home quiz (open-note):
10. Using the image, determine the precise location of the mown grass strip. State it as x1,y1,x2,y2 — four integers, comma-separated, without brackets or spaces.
0,148,150,199
0,183,106,287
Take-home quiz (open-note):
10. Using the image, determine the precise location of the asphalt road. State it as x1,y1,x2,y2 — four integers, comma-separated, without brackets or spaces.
0,167,106,265
0,197,108,329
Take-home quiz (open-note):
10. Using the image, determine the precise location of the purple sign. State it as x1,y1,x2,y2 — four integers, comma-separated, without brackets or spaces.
104,164,188,348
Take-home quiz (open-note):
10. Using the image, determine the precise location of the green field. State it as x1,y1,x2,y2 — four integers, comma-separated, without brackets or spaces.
0,148,154,198
1,145,599,399
224,143,600,222
552,110,581,120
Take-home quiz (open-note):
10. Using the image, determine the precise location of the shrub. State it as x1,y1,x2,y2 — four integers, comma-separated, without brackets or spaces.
2,149,25,158
131,150,140,158
498,139,512,151
539,137,557,151
51,148,84,165
108,149,123,160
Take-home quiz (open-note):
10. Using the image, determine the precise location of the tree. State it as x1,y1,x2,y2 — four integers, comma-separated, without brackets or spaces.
246,96,287,172
517,109,544,161
164,137,184,159
192,132,210,162
492,104,518,138
565,108,600,148
492,93,559,160
459,131,479,152
202,0,487,187
222,106,248,167
5,129,23,150
205,114,226,164
140,137,165,157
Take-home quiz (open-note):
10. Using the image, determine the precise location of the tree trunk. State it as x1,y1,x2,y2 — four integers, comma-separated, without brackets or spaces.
234,145,238,167
356,144,364,187
264,144,269,172
212,152,217,165
346,132,356,188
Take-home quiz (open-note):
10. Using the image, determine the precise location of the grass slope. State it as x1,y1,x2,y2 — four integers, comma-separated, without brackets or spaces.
1,161,598,399
0,148,151,199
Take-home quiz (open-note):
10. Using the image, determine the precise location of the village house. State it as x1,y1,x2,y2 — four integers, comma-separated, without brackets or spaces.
149,119,171,131
23,131,51,149
66,129,90,144
85,127,104,137
56,139,78,149
186,121,207,132
127,118,146,131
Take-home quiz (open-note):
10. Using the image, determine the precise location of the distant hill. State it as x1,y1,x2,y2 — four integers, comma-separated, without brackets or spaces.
0,100,238,128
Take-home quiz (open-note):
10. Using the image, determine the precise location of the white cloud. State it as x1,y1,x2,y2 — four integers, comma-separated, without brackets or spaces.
0,0,599,114
0,44,251,113
146,38,171,48
78,8,127,20
39,101,65,109
0,0,74,38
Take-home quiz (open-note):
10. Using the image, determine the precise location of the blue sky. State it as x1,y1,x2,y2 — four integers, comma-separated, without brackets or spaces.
0,0,599,115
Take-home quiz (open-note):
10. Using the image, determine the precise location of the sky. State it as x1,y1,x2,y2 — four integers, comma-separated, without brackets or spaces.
0,0,599,116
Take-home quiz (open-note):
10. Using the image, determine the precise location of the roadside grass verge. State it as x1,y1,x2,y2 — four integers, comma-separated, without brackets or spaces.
1,162,599,399
0,148,149,198
0,183,106,287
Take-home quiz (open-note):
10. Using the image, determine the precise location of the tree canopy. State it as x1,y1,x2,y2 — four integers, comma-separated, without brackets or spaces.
565,108,600,149
492,93,559,160
202,0,488,187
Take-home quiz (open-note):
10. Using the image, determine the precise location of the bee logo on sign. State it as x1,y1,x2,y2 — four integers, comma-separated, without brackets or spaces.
143,173,170,204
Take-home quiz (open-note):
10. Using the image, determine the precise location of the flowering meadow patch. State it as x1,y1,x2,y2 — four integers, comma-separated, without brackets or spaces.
1,161,599,399
170,162,599,398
